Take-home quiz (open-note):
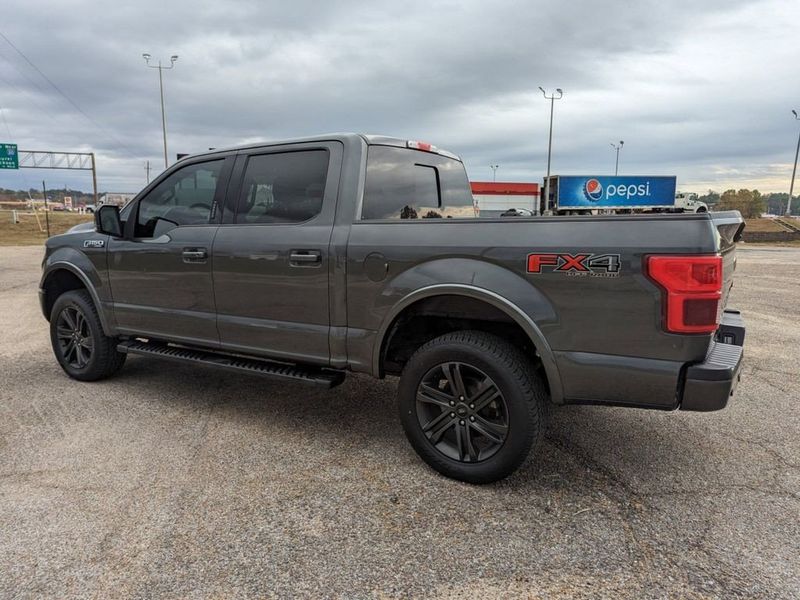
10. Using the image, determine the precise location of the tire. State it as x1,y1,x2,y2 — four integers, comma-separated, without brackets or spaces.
50,289,126,381
398,330,547,484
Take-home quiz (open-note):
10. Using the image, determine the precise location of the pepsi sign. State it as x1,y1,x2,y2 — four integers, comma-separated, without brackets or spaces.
556,176,677,208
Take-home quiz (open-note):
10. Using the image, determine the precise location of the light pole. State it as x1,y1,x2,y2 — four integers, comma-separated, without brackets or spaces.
539,87,563,215
611,140,624,176
490,164,500,182
788,110,800,216
142,53,178,169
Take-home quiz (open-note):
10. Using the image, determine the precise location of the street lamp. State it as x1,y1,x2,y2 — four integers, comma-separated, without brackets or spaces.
788,110,800,216
539,87,563,215
143,53,179,169
489,164,500,182
611,140,624,176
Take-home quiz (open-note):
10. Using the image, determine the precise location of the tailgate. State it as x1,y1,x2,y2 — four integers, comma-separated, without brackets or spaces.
710,210,745,308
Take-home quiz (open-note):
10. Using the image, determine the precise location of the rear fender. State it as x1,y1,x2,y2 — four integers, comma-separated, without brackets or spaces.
372,258,563,403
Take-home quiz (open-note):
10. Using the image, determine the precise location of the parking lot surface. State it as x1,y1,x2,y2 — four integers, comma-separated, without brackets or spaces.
1,244,798,599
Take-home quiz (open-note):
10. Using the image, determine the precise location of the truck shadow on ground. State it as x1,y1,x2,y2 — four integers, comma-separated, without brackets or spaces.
109,355,715,493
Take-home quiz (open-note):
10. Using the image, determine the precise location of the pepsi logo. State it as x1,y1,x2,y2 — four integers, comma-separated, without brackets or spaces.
584,179,603,202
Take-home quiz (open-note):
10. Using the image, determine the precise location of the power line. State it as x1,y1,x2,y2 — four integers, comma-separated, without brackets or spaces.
0,29,140,159
0,63,61,126
0,105,11,138
0,47,53,104
0,101,34,192
0,66,78,192
0,31,94,123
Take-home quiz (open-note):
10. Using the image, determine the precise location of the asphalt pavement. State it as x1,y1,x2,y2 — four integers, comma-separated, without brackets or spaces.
0,244,798,598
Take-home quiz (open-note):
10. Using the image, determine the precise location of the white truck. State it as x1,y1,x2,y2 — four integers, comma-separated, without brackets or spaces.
674,192,709,213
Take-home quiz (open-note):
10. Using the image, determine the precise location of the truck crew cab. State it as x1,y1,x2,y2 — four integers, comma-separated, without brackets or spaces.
40,134,746,483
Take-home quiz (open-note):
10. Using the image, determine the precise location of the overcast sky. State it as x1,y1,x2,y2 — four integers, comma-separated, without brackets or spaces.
0,0,798,194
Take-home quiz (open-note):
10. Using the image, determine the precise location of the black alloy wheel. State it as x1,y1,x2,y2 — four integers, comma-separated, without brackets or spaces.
49,289,126,381
416,362,509,463
398,330,547,484
55,305,94,369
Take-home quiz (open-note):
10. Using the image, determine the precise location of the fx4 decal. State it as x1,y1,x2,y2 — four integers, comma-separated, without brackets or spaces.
83,240,105,248
527,253,621,277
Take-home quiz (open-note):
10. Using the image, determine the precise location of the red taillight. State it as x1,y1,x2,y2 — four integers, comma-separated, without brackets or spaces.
406,140,434,152
646,255,723,334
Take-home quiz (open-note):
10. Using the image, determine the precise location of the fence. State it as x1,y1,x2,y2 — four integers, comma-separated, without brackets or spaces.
741,230,800,243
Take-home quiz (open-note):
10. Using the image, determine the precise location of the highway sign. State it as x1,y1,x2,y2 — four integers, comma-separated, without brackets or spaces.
0,143,18,169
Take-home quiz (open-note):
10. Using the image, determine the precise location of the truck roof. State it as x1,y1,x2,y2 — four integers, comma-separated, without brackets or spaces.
180,133,462,163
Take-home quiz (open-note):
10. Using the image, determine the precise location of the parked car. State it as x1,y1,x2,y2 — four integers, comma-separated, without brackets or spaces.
39,134,746,483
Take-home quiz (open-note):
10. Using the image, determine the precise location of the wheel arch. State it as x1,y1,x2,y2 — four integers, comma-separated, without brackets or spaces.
40,261,113,334
373,284,563,403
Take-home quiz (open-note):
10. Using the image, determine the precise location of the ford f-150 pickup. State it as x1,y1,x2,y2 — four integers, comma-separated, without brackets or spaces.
39,134,746,483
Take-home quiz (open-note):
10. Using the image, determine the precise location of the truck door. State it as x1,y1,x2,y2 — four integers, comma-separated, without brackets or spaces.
107,156,233,347
212,142,343,365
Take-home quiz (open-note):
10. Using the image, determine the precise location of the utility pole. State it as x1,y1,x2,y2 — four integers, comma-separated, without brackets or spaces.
41,180,50,237
788,110,800,216
90,152,98,205
490,164,499,182
145,160,151,184
142,53,178,169
611,140,624,176
539,87,563,215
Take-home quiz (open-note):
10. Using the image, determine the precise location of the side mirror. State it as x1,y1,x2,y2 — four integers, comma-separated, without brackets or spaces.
95,205,123,237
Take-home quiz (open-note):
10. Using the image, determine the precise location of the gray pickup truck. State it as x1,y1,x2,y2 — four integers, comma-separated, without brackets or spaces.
40,133,746,483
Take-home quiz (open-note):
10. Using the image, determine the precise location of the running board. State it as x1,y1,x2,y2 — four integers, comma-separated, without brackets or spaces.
117,340,345,388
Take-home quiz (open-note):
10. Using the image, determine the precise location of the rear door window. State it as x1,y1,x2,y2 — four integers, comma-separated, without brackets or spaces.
235,150,329,224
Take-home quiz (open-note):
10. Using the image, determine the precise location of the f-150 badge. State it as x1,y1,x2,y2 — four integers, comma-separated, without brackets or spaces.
83,240,105,248
527,253,620,277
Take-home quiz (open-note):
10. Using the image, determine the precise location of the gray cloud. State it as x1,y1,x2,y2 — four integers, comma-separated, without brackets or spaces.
0,0,797,193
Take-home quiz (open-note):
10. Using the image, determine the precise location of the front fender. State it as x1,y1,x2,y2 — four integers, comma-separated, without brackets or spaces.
372,258,563,403
40,246,115,335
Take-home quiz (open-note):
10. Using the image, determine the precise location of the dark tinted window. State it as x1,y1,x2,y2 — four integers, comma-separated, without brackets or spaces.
361,145,475,220
236,150,329,224
136,160,223,237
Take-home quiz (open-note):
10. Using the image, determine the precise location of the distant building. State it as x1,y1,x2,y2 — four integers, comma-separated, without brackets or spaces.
470,182,540,216
98,192,136,207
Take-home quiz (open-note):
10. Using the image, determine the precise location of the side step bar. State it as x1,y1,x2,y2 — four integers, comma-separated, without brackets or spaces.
117,340,346,388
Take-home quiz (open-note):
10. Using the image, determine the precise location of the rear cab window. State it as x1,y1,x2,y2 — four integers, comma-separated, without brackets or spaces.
361,146,476,220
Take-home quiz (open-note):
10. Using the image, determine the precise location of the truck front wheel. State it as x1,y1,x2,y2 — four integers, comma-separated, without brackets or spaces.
398,331,546,484
50,290,126,381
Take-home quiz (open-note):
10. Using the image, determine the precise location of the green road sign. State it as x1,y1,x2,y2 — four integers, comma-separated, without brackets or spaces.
0,143,18,169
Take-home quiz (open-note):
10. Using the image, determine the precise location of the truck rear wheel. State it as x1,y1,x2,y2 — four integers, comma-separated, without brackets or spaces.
50,290,126,381
398,330,546,484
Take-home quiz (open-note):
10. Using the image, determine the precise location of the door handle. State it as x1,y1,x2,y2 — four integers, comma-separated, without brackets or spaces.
289,250,322,266
182,248,208,262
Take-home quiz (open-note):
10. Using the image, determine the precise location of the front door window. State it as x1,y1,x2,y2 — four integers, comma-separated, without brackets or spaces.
136,160,224,237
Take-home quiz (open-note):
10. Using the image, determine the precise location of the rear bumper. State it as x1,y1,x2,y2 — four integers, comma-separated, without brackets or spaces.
680,310,745,412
